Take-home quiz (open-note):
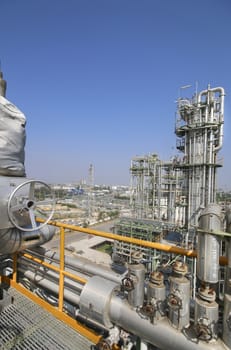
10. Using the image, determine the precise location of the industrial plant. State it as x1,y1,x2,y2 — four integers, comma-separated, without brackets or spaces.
0,69,231,350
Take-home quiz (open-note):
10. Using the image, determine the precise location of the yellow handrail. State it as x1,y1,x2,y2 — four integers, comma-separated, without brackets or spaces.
3,217,228,345
36,217,228,265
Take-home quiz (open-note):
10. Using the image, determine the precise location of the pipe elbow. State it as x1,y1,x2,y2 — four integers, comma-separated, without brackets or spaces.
0,224,56,254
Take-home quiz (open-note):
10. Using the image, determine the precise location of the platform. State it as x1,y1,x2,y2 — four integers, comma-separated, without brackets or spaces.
0,288,93,350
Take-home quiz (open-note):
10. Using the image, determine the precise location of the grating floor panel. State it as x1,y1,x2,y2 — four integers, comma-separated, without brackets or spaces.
0,288,93,350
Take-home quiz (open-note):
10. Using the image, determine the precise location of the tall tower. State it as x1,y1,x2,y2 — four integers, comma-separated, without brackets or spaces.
175,86,225,228
87,164,94,221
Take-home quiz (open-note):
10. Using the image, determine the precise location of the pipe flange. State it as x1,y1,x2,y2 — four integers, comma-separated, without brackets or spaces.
150,271,164,285
140,303,155,319
198,286,216,302
195,318,213,342
172,261,188,276
167,293,182,310
131,251,143,263
121,277,134,292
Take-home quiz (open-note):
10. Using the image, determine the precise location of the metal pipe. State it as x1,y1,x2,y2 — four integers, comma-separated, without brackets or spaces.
197,204,221,283
22,270,81,306
109,296,226,350
42,250,126,284
213,87,225,152
198,87,225,152
18,263,84,294
0,224,55,254
208,131,213,203
223,207,231,348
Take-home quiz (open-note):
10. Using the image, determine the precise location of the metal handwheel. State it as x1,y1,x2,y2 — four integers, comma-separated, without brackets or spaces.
7,180,55,232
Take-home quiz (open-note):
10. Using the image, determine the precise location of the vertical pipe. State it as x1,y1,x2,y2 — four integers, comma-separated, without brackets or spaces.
203,129,207,206
58,226,65,311
12,253,17,283
223,208,231,347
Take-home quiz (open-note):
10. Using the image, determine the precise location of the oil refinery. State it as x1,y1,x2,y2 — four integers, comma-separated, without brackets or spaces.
0,69,231,350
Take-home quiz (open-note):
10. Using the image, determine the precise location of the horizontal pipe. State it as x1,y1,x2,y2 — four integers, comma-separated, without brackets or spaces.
22,270,81,306
42,250,126,284
18,263,84,294
109,296,227,350
20,252,87,284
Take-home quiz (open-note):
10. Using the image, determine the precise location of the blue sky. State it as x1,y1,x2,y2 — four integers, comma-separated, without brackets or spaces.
1,0,231,187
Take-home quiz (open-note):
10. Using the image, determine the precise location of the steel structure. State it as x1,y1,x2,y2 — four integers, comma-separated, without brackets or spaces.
175,86,225,228
2,216,230,350
1,71,231,350
130,86,225,229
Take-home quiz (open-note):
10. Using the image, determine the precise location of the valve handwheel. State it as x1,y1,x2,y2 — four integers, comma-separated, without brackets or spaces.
7,180,55,232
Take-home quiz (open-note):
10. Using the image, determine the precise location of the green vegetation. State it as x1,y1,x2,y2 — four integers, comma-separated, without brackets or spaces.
94,241,113,255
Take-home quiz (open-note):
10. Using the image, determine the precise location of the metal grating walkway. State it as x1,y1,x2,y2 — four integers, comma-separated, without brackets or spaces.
0,288,93,350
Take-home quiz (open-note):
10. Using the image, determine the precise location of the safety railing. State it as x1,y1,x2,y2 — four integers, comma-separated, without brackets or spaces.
1,218,228,345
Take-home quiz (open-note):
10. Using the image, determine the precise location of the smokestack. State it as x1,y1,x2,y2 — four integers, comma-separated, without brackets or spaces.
0,70,7,97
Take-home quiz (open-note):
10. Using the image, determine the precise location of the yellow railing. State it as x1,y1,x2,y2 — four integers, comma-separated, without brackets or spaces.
36,218,228,265
2,218,228,344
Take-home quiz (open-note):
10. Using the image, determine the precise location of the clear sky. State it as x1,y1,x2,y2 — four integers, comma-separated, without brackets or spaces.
1,0,231,187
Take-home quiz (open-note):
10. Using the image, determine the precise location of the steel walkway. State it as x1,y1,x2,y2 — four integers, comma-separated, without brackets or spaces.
0,288,93,350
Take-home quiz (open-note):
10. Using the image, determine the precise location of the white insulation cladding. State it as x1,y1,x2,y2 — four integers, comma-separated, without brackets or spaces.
0,95,26,177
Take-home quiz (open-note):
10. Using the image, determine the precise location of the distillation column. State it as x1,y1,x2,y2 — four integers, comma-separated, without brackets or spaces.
175,86,225,228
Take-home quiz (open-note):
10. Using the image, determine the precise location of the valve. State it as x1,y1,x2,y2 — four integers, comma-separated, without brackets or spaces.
167,293,182,310
7,180,55,232
121,277,134,292
195,318,213,342
140,303,155,322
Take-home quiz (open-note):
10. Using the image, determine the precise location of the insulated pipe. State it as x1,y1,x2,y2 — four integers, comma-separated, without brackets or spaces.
109,295,226,350
18,253,90,284
224,207,231,294
208,132,214,203
42,250,127,284
0,225,56,254
18,264,84,294
197,204,221,283
209,87,225,119
22,270,81,306
198,87,225,152
222,207,231,348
